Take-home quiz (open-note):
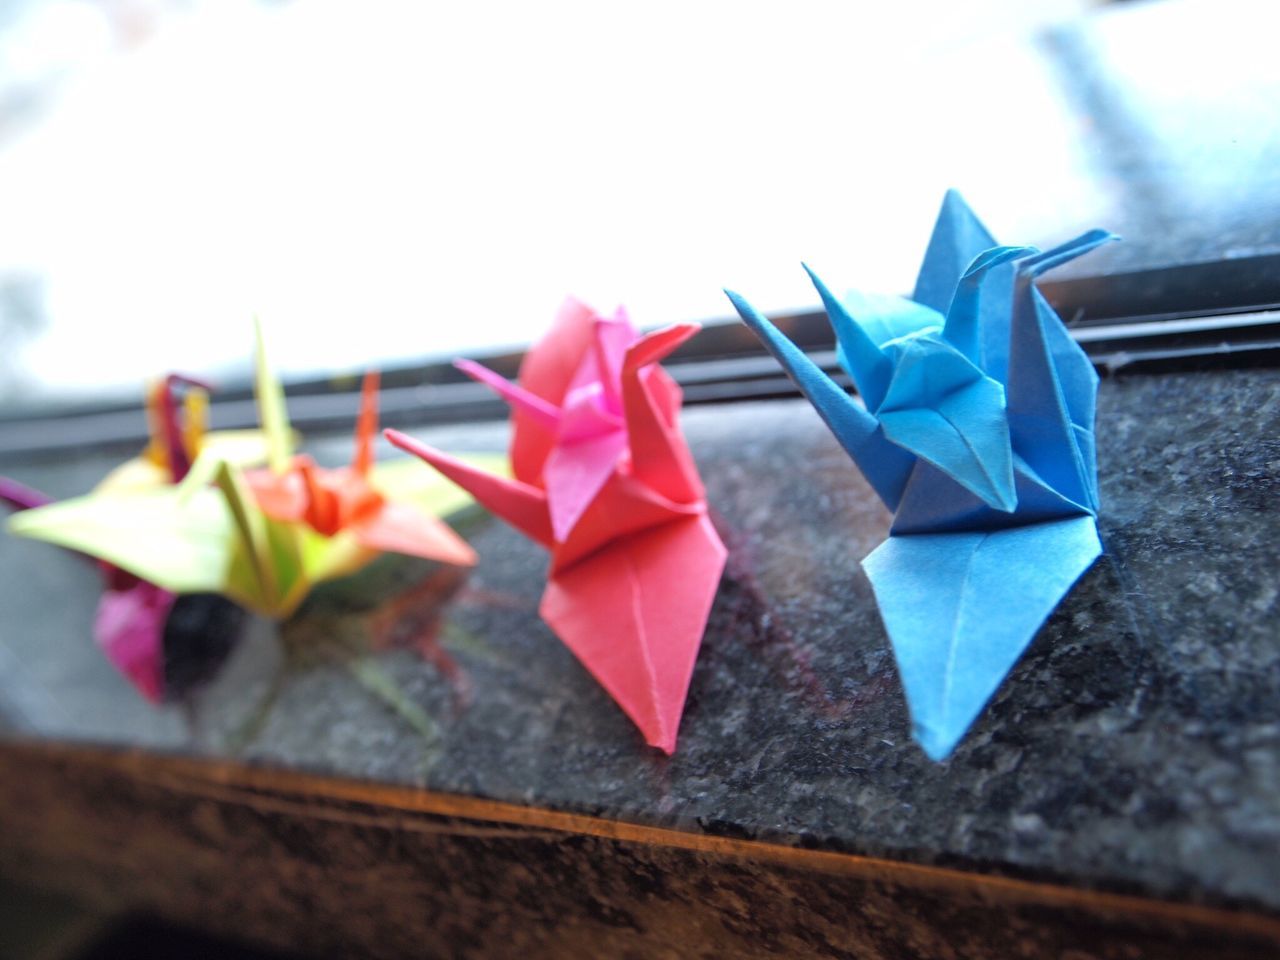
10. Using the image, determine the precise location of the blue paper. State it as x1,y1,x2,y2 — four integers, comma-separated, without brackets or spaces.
726,190,1117,759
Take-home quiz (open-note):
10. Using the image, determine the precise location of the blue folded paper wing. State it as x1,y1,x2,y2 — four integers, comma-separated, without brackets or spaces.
726,190,1117,759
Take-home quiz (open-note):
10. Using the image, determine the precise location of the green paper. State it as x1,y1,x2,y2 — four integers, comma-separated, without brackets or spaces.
9,452,505,619
254,318,294,473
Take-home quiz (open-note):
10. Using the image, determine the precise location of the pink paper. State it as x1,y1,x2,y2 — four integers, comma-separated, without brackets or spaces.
388,299,726,753
93,580,176,704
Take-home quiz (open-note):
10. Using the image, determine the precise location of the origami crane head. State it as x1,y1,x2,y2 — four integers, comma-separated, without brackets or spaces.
141,373,212,482
387,298,726,753
726,191,1118,760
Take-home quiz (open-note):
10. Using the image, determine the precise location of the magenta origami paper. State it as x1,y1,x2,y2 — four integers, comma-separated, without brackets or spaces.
0,473,176,702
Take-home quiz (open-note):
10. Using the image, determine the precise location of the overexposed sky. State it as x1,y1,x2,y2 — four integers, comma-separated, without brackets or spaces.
0,0,1109,402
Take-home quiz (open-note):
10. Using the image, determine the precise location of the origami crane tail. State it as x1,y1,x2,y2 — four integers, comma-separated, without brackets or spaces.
800,264,893,408
621,323,705,504
384,429,555,547
540,512,726,754
1005,231,1118,513
725,289,917,513
862,516,1101,760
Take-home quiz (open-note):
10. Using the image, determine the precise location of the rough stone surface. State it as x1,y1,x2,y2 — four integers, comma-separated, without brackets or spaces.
1,368,1278,946
1,747,1273,960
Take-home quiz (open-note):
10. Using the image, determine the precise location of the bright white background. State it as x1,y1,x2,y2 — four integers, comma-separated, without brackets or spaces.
0,0,1131,403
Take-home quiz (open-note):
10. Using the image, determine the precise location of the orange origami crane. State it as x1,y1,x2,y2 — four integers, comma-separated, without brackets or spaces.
386,299,727,753
245,370,477,570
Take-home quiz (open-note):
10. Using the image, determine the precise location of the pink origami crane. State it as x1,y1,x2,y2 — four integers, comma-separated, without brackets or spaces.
386,300,727,753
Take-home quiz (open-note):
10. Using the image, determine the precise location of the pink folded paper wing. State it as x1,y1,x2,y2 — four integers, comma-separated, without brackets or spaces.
3,477,174,702
385,306,727,754
541,513,724,753
94,579,175,704
619,323,705,504
385,435,555,547
509,298,600,485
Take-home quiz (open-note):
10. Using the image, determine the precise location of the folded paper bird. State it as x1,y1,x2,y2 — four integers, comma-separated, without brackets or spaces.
1,375,263,700
726,190,1117,760
386,299,727,753
10,324,495,627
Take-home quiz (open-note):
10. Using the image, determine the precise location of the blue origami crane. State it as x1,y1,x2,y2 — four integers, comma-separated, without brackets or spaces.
725,191,1117,760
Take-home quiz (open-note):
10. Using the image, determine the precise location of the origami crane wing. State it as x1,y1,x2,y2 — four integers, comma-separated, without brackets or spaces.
912,189,1001,315
93,579,176,703
7,484,237,596
95,430,273,495
875,336,1016,512
863,516,1101,760
9,450,491,622
6,463,316,619
541,513,725,754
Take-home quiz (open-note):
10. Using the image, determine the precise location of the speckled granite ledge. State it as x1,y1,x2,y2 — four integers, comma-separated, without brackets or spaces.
1,367,1277,958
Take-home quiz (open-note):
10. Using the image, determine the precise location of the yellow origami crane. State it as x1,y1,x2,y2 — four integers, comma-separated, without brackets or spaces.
10,324,501,620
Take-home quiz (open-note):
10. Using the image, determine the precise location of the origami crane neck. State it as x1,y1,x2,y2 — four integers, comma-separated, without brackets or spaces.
145,374,213,483
292,458,381,536
292,369,385,535
941,245,1039,366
